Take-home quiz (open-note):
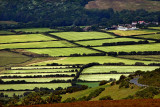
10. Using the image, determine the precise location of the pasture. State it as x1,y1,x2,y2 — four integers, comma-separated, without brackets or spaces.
2,77,74,82
76,38,146,46
0,30,15,35
3,68,77,73
0,91,32,97
82,66,159,74
0,51,31,67
0,41,75,49
0,72,76,77
93,43,160,52
14,28,59,33
0,83,71,90
26,47,99,57
108,29,158,36
78,74,129,81
51,32,115,41
35,56,156,65
76,82,100,88
135,34,160,39
0,34,56,43
149,27,160,30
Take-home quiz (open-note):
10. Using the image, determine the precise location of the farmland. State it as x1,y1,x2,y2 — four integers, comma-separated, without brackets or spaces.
76,82,100,88
14,28,59,33
78,74,129,81
93,43,160,52
37,56,155,65
149,27,160,30
0,91,31,97
0,30,15,35
135,34,160,39
2,77,74,82
51,32,115,41
75,38,146,46
0,83,71,90
0,50,31,67
108,29,158,36
26,47,99,57
82,66,159,74
0,41,75,49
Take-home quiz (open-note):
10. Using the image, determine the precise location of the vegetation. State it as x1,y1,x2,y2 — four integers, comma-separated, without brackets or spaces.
76,82,100,88
99,96,113,100
0,34,56,43
82,66,159,74
135,34,160,39
51,32,114,41
14,28,59,33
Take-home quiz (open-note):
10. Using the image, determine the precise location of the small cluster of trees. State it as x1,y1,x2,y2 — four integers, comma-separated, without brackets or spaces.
102,40,149,46
69,53,106,57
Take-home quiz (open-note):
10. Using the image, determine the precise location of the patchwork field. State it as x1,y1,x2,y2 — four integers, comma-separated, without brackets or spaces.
35,56,156,65
2,68,77,73
118,55,160,62
0,30,15,35
79,74,129,81
14,28,59,33
135,34,160,39
76,82,100,88
0,83,71,90
26,47,99,57
0,91,32,97
0,51,31,67
149,27,160,30
108,29,158,36
0,41,75,49
51,32,115,41
93,43,160,52
82,66,159,74
0,34,56,43
2,77,74,82
75,38,146,46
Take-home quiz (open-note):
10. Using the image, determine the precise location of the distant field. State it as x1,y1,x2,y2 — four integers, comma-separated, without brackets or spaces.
76,38,146,46
51,32,114,41
35,56,156,65
78,74,129,81
0,83,71,90
76,82,100,88
82,66,159,74
2,77,74,82
149,27,160,30
93,43,160,52
0,34,56,43
0,41,75,49
26,47,99,57
14,28,59,33
0,72,76,77
135,34,160,39
108,29,158,36
0,51,31,67
0,30,15,35
3,68,77,74
1,91,32,97
118,55,160,62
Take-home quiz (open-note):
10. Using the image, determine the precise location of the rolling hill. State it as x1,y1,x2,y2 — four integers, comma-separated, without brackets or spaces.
85,0,160,11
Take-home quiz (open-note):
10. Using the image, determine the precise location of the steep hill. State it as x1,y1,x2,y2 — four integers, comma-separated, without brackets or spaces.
85,0,160,11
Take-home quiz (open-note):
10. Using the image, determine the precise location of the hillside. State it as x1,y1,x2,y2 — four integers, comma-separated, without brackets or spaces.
85,0,160,11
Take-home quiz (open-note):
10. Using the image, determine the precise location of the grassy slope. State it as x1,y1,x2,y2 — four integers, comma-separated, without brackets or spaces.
135,34,160,39
91,85,140,100
14,28,59,33
85,0,160,12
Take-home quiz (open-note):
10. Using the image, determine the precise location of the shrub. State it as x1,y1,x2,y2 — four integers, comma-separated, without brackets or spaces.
99,80,108,86
99,95,113,100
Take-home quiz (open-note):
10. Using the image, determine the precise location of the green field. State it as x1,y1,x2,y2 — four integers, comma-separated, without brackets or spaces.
118,55,160,62
0,91,32,97
0,51,31,66
14,28,59,33
79,74,129,81
149,27,160,30
0,83,71,90
82,66,159,74
76,38,148,46
0,41,75,49
108,29,158,36
135,34,160,39
0,34,56,43
0,72,76,77
51,32,114,41
33,56,156,65
2,68,77,74
26,47,99,57
76,82,100,88
93,43,160,52
2,77,74,82
0,30,15,35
